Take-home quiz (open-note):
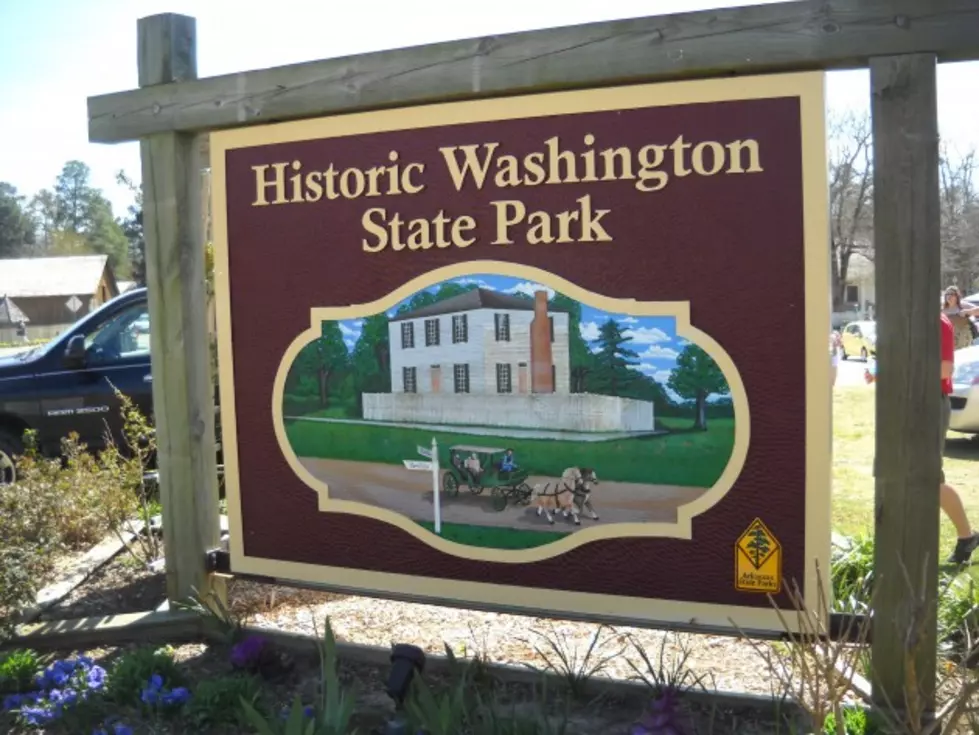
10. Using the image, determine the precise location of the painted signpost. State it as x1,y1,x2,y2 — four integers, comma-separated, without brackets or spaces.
211,72,830,635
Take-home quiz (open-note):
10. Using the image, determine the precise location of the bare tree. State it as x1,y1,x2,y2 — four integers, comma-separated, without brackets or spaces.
828,110,874,310
939,143,979,294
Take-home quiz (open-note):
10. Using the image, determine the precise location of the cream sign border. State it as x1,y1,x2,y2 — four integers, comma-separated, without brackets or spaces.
211,71,830,633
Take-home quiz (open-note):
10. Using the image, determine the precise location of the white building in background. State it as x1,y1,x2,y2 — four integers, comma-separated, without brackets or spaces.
833,253,875,328
362,288,655,433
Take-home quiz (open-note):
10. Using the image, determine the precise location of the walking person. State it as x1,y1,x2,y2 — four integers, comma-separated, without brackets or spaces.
942,286,979,350
864,311,979,564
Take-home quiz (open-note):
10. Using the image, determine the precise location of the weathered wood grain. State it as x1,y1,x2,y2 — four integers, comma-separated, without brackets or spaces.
7,610,202,652
90,0,979,143
869,53,942,715
138,15,221,607
138,13,196,87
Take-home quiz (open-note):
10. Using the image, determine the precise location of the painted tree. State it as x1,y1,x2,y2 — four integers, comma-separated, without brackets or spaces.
591,318,639,396
285,321,349,410
668,345,729,430
746,526,771,568
350,314,391,416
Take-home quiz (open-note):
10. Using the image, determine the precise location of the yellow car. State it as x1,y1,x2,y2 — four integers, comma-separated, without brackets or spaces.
840,320,876,361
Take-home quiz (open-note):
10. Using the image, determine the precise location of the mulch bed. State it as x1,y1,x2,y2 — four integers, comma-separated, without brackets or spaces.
12,545,792,733
38,545,167,622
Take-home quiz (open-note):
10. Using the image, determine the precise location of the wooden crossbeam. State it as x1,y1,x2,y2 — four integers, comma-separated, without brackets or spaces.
88,0,979,144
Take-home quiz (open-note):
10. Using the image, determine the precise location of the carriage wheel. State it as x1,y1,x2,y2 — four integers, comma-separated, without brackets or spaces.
517,483,533,504
442,473,459,497
490,487,507,512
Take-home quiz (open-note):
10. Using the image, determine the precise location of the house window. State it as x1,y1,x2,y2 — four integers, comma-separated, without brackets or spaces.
494,313,511,342
845,285,859,304
453,363,470,393
496,363,512,393
551,364,556,389
549,316,554,342
403,366,417,393
401,322,415,349
452,314,468,343
425,318,440,346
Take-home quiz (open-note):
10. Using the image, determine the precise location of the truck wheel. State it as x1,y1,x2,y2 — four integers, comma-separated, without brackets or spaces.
0,430,23,486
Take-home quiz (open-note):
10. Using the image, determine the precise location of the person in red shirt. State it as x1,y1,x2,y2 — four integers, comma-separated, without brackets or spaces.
865,313,979,564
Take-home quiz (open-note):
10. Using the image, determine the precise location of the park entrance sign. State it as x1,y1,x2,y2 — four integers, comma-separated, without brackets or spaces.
212,71,830,635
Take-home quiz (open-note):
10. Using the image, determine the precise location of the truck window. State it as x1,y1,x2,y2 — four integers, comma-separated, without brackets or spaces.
84,304,151,363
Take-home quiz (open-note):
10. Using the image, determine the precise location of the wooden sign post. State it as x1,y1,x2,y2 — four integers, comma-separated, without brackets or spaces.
136,14,221,607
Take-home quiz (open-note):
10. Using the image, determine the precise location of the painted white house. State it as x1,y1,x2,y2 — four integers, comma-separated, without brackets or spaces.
361,288,655,433
387,288,571,397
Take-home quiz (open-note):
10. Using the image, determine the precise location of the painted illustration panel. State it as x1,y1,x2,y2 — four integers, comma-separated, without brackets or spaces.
278,270,740,554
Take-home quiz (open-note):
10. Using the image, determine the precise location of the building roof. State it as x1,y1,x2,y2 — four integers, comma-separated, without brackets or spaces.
391,287,569,322
0,295,29,325
0,255,110,298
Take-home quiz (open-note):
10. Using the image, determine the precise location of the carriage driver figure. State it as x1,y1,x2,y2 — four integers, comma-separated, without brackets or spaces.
500,449,518,473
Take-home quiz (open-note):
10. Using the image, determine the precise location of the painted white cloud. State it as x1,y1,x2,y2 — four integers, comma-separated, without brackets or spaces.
639,345,679,360
676,338,689,347
665,387,688,403
506,281,555,299
343,339,355,349
638,363,674,383
625,326,671,345
579,321,600,341
619,316,638,324
454,277,496,289
339,323,360,338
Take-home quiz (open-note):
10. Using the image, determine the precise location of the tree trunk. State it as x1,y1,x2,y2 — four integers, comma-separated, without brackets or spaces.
693,392,707,431
318,368,329,408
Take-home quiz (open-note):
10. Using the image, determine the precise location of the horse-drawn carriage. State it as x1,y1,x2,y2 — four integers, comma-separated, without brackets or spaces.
441,444,534,511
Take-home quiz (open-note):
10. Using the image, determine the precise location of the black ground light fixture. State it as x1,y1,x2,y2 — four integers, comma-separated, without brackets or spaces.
382,643,427,735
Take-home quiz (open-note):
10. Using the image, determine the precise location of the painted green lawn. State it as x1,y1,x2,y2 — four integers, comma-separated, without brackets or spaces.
833,384,979,563
416,521,570,549
284,417,735,487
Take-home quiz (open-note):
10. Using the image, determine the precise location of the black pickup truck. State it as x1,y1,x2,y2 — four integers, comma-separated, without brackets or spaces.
0,287,177,485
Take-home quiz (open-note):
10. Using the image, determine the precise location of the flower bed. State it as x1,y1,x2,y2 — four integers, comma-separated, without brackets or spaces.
0,621,785,735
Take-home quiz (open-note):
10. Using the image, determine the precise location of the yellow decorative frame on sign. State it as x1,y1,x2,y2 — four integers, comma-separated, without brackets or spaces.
271,261,749,564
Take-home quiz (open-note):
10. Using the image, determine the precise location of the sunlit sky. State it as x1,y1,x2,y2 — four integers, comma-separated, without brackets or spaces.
1,0,977,217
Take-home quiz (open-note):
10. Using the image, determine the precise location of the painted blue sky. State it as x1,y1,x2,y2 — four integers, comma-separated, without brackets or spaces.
332,273,725,403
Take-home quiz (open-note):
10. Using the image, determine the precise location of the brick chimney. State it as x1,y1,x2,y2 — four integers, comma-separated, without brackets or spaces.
530,290,554,393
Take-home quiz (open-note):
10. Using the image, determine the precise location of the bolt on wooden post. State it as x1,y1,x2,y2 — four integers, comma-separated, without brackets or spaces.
137,13,222,608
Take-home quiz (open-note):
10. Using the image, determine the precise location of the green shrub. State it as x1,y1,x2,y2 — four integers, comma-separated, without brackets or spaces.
188,673,262,728
0,544,46,642
106,645,185,706
0,649,40,693
831,534,874,614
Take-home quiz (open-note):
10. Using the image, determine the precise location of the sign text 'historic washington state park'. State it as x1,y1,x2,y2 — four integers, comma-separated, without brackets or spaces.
212,72,831,634
250,133,765,253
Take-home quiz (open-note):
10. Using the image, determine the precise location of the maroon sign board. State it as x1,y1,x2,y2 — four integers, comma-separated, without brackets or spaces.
211,72,831,635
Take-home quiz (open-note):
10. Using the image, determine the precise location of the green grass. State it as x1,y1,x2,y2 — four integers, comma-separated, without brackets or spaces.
285,417,735,487
833,384,979,564
416,521,570,549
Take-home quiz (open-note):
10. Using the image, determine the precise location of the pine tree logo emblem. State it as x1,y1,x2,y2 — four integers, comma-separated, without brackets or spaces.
736,519,779,571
